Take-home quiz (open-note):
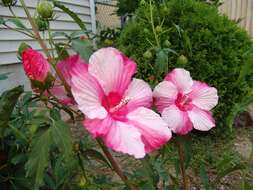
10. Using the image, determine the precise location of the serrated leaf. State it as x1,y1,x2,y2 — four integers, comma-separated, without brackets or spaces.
200,164,211,190
53,1,87,31
0,86,24,128
154,49,169,77
0,72,10,80
25,129,52,190
51,120,73,161
82,149,111,168
72,39,94,62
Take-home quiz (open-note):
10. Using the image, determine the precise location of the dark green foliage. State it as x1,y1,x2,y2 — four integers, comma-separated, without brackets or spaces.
0,86,24,128
117,0,253,127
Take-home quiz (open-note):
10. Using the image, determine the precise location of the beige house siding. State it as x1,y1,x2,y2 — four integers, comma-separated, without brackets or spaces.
219,0,253,36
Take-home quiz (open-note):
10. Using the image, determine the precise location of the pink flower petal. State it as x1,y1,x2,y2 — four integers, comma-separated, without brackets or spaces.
188,107,215,131
165,68,193,93
89,47,137,96
71,66,107,119
188,81,218,111
104,121,145,159
49,85,75,105
57,54,88,86
153,81,178,113
84,116,113,138
162,105,193,135
127,107,172,153
124,78,153,111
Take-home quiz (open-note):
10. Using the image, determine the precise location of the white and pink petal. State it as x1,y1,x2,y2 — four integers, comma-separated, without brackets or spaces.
88,48,137,96
104,121,145,159
165,68,193,93
84,116,113,138
57,54,88,86
71,66,107,119
188,81,218,111
153,81,178,113
127,107,172,153
188,107,215,131
162,105,193,135
124,78,153,110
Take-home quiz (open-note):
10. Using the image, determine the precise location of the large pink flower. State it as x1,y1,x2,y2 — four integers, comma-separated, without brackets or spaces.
71,47,172,158
153,68,218,135
22,48,50,82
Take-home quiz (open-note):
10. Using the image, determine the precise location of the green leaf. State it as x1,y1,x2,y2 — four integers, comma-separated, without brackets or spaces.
0,72,10,80
82,149,111,168
53,1,87,31
154,49,169,77
70,31,88,39
51,120,73,161
11,154,27,165
0,86,24,128
200,164,211,190
51,31,70,40
50,108,61,121
55,43,69,61
72,39,94,62
6,18,30,32
25,129,52,190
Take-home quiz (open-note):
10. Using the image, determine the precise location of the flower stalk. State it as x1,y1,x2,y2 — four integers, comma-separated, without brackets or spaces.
176,138,188,190
19,0,71,95
97,139,137,190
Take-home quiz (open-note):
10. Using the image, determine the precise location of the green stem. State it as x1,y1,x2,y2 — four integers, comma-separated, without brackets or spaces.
176,139,188,190
96,139,137,190
149,0,160,48
19,0,71,95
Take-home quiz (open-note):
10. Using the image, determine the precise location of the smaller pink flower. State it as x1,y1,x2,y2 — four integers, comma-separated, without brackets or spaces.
154,68,218,135
49,54,88,105
22,48,50,82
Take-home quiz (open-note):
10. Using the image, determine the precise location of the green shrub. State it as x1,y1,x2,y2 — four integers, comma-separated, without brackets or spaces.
117,0,253,128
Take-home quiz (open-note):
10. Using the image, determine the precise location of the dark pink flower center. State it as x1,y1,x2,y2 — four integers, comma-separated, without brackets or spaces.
102,92,129,121
175,93,193,111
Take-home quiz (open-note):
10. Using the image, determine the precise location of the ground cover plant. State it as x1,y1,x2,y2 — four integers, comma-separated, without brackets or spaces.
0,0,252,190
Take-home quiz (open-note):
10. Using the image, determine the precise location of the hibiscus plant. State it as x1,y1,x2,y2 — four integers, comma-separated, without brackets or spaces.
1,0,251,190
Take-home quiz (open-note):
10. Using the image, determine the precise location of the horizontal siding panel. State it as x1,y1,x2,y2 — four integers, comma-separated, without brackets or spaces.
0,7,91,22
0,18,92,31
0,29,89,41
0,39,68,53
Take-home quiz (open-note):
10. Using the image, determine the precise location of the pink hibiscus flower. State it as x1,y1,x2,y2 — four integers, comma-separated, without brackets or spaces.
71,47,172,158
153,68,218,135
